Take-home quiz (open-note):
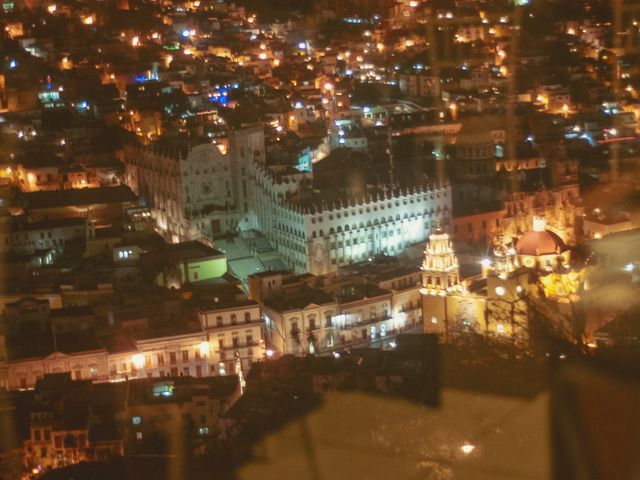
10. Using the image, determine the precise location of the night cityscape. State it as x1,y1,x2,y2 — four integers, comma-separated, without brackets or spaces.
0,0,639,478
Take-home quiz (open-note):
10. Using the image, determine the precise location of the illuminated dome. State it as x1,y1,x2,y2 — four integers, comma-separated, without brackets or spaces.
516,217,568,258
516,230,567,256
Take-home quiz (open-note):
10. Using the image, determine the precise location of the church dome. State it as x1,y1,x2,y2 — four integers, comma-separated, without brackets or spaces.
516,229,567,257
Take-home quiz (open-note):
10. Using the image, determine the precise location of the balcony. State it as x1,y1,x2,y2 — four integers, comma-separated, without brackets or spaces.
337,315,393,331
319,324,424,354
216,341,262,359
219,340,261,350
203,318,263,331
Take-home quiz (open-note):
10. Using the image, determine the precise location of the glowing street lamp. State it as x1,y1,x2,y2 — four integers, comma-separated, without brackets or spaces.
461,443,476,454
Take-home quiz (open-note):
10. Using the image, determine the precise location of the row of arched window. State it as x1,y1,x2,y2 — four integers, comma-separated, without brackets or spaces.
310,193,448,224
311,212,446,238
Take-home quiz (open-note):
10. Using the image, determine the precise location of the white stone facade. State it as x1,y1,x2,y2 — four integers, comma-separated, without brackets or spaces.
196,302,265,374
124,126,452,277
3,305,265,390
248,156,452,275
123,126,265,242
303,186,452,275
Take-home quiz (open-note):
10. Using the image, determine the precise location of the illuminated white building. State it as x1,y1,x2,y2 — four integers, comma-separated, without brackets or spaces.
261,289,400,355
125,125,451,276
250,269,423,356
196,298,264,373
3,295,265,390
123,126,264,242
248,157,452,275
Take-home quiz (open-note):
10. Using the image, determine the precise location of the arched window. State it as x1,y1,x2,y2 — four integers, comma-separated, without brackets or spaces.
290,318,300,335
231,314,237,324
307,314,317,330
216,316,223,327
244,312,251,323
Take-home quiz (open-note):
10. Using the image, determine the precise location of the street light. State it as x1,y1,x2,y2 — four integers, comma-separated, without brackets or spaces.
461,443,475,454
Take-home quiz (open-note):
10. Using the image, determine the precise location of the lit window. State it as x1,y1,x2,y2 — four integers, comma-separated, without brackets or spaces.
199,341,209,358
151,381,175,398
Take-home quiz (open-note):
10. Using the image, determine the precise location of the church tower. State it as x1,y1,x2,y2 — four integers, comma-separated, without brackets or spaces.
420,228,461,295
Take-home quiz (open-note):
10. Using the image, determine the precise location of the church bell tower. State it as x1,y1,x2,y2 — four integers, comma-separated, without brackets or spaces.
420,228,461,295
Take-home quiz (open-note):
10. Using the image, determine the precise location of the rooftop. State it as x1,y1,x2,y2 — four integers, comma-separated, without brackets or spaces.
166,240,225,260
20,185,138,210
264,288,336,312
